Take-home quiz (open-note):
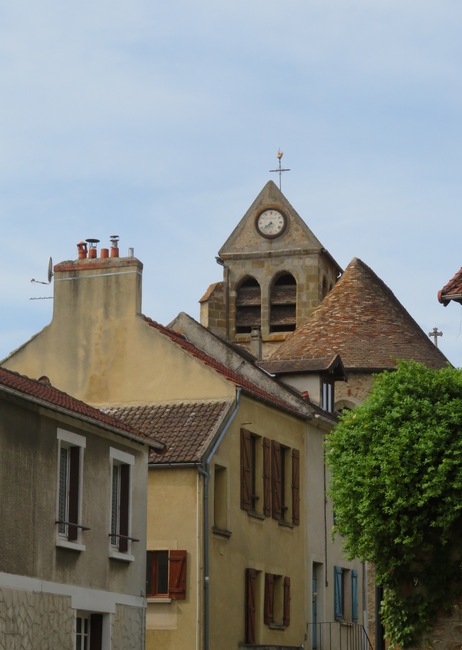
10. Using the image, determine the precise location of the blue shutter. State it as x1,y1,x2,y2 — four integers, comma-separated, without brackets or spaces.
352,570,358,623
334,566,343,620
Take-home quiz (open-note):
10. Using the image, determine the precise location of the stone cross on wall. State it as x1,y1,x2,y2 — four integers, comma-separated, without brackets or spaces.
428,327,443,347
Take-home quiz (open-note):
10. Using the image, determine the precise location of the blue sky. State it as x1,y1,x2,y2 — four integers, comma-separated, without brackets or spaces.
1,1,461,367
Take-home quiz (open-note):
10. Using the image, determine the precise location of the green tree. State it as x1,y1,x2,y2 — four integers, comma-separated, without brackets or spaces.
326,360,462,648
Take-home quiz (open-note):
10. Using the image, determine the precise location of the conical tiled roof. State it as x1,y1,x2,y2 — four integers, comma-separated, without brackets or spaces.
270,258,450,370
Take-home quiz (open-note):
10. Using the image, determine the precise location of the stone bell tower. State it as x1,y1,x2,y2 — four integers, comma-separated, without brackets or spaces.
200,180,342,359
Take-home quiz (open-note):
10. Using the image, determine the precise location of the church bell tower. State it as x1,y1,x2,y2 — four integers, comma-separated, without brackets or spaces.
200,180,342,359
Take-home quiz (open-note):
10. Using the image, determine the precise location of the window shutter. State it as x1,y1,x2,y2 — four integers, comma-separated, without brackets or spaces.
169,550,187,599
119,464,130,552
68,446,80,541
263,437,271,517
271,441,282,520
245,569,257,644
240,429,252,511
90,613,103,650
146,551,154,596
283,576,291,627
334,566,343,620
352,570,358,623
264,573,274,624
292,448,300,526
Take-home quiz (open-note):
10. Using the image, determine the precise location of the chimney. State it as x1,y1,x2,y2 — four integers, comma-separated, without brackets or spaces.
250,327,262,360
52,237,143,325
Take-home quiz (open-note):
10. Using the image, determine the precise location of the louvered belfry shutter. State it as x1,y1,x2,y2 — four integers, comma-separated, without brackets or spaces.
263,437,272,516
169,550,187,599
292,448,300,525
245,569,257,644
283,576,291,626
241,429,252,511
271,440,282,520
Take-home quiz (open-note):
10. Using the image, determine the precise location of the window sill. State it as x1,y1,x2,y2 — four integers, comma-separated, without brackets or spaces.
212,526,232,538
278,519,294,529
248,511,265,521
268,622,286,630
56,539,86,552
147,597,172,604
109,550,135,562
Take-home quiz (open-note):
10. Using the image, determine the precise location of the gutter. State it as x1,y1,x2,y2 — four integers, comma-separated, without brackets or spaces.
198,388,241,650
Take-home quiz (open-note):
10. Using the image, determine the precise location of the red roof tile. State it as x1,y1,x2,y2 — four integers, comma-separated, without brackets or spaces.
438,267,462,306
104,401,233,464
0,366,151,444
270,258,450,371
142,316,306,417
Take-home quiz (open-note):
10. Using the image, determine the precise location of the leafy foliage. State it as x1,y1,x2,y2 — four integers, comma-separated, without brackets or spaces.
326,360,462,647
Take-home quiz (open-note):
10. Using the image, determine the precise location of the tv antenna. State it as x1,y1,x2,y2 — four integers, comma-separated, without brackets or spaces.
30,257,54,299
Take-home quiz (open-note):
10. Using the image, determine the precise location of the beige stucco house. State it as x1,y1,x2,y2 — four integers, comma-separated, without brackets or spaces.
2,237,365,649
0,366,160,650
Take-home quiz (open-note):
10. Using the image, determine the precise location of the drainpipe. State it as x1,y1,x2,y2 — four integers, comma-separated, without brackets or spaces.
198,389,241,650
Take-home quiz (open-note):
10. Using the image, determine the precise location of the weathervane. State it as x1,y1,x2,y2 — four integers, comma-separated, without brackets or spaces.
270,150,290,190
428,327,443,347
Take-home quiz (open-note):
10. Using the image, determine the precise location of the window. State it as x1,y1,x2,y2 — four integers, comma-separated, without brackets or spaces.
240,429,262,514
264,573,291,627
146,550,187,599
76,613,103,650
241,431,300,526
213,464,230,534
236,277,261,334
56,429,86,547
352,570,358,623
321,379,334,413
110,448,134,555
270,273,297,333
334,566,344,620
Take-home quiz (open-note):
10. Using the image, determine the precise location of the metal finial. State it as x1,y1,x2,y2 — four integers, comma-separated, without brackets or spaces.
270,150,290,190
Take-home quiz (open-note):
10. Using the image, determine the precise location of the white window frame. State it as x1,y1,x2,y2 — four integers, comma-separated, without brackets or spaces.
56,429,86,551
109,447,135,562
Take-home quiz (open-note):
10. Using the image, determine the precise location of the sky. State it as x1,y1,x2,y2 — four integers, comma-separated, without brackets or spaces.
1,0,461,368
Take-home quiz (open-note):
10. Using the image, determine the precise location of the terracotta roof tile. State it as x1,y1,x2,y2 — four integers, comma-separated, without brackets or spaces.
438,267,462,305
104,401,233,464
142,316,305,417
0,366,149,442
270,258,450,371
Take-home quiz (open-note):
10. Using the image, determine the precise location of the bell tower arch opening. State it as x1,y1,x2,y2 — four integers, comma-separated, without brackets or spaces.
269,273,297,333
236,277,262,334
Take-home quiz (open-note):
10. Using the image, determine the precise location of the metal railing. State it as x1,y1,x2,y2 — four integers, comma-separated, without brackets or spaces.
307,621,372,650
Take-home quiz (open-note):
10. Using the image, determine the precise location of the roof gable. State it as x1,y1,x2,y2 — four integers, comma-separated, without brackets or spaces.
270,258,450,371
218,181,340,270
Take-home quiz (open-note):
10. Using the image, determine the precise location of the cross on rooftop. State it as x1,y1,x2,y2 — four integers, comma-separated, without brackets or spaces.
428,327,443,347
270,150,290,190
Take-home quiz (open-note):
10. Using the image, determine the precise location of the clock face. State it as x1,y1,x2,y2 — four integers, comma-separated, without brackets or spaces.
256,209,286,238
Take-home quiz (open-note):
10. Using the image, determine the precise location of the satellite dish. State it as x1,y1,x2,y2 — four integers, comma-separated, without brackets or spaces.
47,257,53,283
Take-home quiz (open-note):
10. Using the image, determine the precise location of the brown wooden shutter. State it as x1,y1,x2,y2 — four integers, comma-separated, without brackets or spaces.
283,576,291,626
169,550,187,599
119,464,130,552
245,569,257,644
90,614,103,650
68,446,80,541
264,572,274,625
292,448,300,526
240,429,251,511
271,440,282,520
263,437,271,517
